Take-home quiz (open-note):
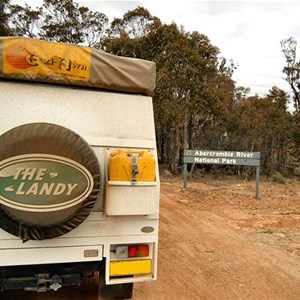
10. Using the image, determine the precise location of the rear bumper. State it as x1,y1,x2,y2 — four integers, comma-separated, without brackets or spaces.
0,245,103,266
0,212,159,286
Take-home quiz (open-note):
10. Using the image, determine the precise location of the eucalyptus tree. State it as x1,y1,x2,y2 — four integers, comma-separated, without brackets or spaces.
228,87,291,176
0,0,11,36
8,0,108,46
106,6,160,39
281,37,300,111
281,37,300,159
102,8,235,172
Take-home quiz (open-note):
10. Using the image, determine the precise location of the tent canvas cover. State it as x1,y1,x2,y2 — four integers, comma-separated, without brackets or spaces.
0,37,156,96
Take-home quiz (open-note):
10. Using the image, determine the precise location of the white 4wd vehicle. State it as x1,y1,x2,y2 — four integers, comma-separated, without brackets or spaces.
0,37,159,299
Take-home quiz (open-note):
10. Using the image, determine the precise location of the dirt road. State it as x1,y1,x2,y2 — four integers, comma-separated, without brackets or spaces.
2,176,300,299
135,176,300,300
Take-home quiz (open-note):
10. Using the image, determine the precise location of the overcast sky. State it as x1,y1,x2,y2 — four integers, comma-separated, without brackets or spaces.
12,0,300,98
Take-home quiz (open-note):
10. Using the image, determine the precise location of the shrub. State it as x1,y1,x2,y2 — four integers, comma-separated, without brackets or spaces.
294,167,300,177
272,172,286,184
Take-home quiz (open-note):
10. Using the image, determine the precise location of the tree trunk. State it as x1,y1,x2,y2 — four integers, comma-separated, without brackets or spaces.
170,125,181,174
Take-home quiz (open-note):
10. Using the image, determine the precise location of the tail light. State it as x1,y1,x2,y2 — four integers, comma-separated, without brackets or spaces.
115,244,149,259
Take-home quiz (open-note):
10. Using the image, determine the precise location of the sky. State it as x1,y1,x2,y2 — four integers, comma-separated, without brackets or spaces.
11,0,300,98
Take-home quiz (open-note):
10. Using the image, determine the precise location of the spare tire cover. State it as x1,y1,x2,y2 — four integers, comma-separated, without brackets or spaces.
0,123,100,241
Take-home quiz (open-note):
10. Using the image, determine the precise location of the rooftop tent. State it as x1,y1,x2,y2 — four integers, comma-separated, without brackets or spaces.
0,37,156,96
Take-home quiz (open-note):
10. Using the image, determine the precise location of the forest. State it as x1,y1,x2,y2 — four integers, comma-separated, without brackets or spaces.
1,0,300,178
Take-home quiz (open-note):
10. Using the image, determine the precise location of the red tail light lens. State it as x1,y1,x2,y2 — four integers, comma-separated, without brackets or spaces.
128,244,149,257
128,245,138,257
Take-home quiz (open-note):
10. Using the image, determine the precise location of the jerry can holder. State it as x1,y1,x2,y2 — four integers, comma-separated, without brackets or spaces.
104,149,159,216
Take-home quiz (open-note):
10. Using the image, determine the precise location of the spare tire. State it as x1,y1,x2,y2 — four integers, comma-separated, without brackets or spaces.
0,123,100,241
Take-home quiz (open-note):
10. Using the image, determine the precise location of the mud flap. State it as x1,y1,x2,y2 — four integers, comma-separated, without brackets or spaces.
98,270,133,300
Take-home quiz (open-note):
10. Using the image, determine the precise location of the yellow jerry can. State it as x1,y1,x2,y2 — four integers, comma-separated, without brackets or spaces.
108,150,156,182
